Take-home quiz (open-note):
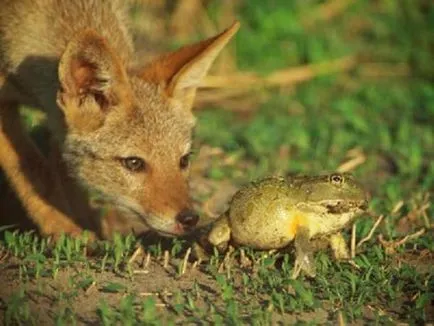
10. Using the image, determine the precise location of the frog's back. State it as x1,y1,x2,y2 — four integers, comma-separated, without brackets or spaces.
228,177,299,249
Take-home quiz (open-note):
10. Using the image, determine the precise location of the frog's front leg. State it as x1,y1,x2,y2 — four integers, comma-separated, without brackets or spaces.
208,212,232,253
192,213,232,262
292,226,316,279
329,232,350,260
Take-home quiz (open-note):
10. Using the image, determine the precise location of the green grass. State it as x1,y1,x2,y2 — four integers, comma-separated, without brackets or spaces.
1,229,432,324
1,0,433,324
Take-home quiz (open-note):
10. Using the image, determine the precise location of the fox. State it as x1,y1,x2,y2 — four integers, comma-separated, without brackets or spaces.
0,0,239,239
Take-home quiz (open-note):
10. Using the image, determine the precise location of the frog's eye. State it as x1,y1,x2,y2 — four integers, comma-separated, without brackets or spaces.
330,174,344,185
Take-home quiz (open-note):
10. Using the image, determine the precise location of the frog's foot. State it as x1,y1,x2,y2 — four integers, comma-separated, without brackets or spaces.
192,220,230,262
292,226,316,279
216,241,230,253
239,248,252,268
292,252,316,279
191,228,217,262
329,232,350,260
192,241,210,262
207,212,231,252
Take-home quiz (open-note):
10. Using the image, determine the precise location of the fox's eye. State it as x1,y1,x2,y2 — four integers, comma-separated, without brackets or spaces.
179,153,191,170
121,157,146,172
330,174,344,185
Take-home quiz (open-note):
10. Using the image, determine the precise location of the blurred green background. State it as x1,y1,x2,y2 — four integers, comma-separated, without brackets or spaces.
171,0,434,222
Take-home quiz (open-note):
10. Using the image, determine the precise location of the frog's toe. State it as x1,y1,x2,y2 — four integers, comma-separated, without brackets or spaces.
291,262,302,279
192,242,211,262
292,254,316,279
301,259,316,277
216,241,229,253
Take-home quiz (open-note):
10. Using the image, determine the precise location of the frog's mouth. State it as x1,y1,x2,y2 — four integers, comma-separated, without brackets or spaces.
297,199,368,215
324,199,368,214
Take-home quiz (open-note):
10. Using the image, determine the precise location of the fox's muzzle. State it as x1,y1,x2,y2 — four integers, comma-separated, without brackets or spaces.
176,209,199,230
139,171,199,236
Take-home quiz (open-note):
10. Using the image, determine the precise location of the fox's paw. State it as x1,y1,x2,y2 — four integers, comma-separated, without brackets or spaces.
39,215,97,242
48,229,96,243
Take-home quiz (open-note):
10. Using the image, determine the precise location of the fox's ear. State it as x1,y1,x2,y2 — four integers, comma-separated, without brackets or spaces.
58,29,128,111
140,22,240,110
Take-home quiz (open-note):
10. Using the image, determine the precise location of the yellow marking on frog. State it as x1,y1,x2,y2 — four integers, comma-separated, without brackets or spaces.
287,212,308,238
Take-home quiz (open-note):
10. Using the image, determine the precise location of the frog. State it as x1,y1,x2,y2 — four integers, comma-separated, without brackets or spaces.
207,173,368,278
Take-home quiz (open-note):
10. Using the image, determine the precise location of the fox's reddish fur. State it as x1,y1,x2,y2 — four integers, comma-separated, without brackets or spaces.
0,0,239,239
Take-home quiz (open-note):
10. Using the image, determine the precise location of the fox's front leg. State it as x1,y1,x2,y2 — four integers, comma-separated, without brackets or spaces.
47,138,102,237
0,101,91,239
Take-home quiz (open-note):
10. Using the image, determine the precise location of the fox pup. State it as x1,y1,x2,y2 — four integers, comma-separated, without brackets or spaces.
0,0,239,239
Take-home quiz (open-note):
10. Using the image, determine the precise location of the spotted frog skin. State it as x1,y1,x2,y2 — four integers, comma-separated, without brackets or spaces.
207,173,368,277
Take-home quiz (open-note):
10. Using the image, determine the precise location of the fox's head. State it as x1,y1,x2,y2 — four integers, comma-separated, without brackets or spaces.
56,23,239,237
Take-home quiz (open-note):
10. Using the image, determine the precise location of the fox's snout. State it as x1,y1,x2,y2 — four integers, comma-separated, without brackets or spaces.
176,209,199,231
137,171,199,236
144,205,199,237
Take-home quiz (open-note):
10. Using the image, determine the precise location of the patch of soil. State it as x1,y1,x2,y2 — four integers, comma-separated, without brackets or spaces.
0,253,333,325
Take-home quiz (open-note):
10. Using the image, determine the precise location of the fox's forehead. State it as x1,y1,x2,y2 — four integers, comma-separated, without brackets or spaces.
129,77,195,128
103,77,195,157
129,77,194,119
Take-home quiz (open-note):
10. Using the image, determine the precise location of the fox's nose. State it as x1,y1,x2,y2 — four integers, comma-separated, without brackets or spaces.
176,209,199,230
